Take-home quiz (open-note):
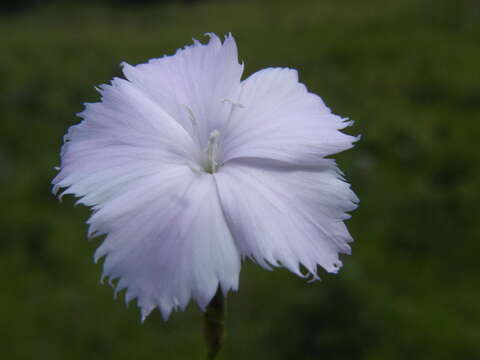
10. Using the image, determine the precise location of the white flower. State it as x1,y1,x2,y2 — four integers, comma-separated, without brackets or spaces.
52,33,359,321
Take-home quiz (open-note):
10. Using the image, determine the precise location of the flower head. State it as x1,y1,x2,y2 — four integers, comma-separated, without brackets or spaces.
53,33,359,321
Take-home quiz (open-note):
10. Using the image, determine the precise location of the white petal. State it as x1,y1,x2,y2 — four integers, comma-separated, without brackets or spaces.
215,158,358,278
52,77,200,205
220,68,358,166
93,172,240,320
122,33,244,147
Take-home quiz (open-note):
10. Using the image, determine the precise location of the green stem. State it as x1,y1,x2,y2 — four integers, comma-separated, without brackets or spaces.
204,288,226,360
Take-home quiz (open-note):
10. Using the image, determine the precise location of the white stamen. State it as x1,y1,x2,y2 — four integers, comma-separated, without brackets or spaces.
222,98,245,108
222,98,245,133
205,130,220,173
183,104,201,147
183,104,197,126
186,161,202,175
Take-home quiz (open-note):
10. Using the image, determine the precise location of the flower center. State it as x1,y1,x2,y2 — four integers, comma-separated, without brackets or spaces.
184,99,245,175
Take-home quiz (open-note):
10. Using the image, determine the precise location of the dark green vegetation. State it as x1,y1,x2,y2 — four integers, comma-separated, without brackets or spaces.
1,0,479,359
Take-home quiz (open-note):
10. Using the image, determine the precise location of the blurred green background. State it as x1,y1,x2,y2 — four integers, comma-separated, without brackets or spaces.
1,0,479,359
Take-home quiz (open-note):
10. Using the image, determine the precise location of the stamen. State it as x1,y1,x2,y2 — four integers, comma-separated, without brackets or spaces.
186,161,202,175
222,98,245,133
205,130,220,173
183,104,201,147
222,98,245,108
183,104,197,126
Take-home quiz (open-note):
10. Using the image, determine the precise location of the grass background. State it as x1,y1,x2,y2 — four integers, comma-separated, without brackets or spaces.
1,0,479,359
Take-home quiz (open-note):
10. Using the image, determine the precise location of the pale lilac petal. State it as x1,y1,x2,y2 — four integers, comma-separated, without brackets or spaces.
122,33,244,147
214,158,358,278
52,77,201,205
93,172,240,320
220,68,358,166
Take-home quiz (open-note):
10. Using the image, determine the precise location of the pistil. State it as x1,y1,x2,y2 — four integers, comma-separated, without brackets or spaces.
205,130,220,173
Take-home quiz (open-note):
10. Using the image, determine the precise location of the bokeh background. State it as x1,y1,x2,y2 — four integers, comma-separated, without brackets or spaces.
1,0,479,359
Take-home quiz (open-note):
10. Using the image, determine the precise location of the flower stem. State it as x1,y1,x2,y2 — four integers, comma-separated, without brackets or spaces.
204,288,225,360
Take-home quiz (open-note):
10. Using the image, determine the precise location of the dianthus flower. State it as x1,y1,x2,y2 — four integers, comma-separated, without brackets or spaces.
53,33,359,321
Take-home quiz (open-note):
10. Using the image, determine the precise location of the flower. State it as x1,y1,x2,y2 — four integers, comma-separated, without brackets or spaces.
52,33,359,321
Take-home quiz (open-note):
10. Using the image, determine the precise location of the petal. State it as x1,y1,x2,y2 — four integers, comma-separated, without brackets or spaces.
214,158,358,279
52,77,200,205
122,33,244,147
220,68,358,166
93,172,240,321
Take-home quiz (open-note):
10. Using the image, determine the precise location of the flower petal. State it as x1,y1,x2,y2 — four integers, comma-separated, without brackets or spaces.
221,68,358,166
52,76,200,205
122,33,243,147
215,158,358,278
93,173,240,321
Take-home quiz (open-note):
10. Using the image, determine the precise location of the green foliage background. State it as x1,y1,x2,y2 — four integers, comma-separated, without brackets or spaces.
1,0,479,359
